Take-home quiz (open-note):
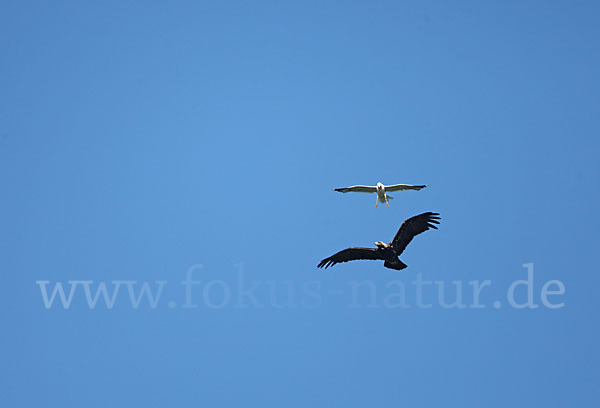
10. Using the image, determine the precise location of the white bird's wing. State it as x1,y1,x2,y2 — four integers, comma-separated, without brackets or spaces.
334,185,377,193
385,184,427,192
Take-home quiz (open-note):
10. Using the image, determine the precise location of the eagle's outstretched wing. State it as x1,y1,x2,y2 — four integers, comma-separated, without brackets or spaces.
385,184,427,192
318,247,383,269
334,185,377,193
390,212,440,255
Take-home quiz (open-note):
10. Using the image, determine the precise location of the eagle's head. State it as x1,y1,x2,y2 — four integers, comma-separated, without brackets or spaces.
377,182,383,190
374,241,388,249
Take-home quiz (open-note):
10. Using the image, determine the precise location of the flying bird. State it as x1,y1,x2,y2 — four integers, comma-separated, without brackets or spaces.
317,212,440,270
334,182,426,207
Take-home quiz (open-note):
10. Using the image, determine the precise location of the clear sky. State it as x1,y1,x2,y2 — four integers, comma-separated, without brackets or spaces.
1,1,599,407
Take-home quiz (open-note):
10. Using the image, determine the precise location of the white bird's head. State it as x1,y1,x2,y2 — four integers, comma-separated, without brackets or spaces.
377,182,383,191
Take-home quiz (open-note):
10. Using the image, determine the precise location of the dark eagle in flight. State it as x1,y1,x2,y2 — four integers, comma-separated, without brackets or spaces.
317,212,440,270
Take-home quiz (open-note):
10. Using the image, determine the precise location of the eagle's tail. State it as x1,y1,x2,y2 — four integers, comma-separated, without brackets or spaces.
384,258,407,270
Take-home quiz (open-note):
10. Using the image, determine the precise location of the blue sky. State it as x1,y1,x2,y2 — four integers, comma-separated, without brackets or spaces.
1,1,599,407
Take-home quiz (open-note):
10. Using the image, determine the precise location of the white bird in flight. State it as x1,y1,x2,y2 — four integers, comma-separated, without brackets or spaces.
334,182,426,207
